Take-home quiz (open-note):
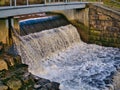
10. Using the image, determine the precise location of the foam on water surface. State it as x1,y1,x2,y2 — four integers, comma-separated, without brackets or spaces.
33,43,120,90
14,24,120,90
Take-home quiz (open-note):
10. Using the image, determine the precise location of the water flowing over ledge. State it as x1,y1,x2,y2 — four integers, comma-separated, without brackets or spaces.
19,15,69,36
14,24,120,90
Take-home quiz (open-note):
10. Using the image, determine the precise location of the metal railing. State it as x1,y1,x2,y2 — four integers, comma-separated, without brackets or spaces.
111,0,120,4
0,0,102,7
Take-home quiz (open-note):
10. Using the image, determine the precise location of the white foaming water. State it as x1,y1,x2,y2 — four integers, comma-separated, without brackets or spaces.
14,24,120,90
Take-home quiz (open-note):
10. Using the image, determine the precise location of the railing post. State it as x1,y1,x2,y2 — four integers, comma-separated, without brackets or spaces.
14,0,16,6
44,0,46,4
10,0,12,6
49,0,51,3
27,0,29,5
65,0,67,3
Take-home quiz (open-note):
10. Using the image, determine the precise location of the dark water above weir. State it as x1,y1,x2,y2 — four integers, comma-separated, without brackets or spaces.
19,15,69,36
14,16,120,90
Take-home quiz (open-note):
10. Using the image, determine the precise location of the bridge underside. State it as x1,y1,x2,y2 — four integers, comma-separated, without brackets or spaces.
0,3,86,18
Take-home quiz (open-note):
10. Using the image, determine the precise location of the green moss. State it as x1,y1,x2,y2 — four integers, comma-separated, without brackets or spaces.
70,20,89,42
70,20,120,47
103,0,120,9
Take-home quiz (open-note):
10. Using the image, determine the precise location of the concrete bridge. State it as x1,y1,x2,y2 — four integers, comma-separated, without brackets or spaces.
0,0,102,18
0,0,102,44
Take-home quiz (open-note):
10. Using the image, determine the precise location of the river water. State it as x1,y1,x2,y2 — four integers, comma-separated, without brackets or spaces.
14,24,120,90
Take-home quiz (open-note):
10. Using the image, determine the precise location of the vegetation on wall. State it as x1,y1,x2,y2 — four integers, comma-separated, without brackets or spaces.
70,20,90,43
103,0,120,9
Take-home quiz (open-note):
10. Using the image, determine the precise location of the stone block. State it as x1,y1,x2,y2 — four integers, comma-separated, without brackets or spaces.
13,55,22,64
0,59,8,71
3,54,15,67
99,14,110,20
0,84,8,90
6,77,22,90
106,26,119,32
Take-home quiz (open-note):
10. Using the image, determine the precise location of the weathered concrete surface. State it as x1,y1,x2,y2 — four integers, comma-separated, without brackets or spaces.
0,3,86,18
54,7,89,27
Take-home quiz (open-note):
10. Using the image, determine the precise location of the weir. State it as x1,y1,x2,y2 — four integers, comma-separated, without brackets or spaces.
19,15,69,36
14,16,120,90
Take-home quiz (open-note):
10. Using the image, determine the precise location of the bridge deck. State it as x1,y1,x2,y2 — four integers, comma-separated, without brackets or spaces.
0,2,87,18
0,1,102,18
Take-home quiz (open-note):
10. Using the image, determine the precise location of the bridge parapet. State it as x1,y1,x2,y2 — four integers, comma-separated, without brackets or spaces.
0,2,87,18
0,0,102,7
0,0,102,18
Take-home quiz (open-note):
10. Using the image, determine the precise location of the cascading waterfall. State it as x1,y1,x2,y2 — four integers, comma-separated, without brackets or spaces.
14,16,120,90
14,24,80,72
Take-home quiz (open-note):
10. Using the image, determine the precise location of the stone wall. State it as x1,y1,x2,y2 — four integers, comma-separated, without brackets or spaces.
56,4,120,47
89,4,120,47
62,4,120,48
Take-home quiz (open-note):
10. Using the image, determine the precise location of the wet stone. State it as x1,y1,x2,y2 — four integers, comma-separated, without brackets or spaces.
36,78,50,86
0,59,8,71
43,83,52,90
3,55,15,67
51,82,60,90
39,87,47,90
6,77,22,90
34,84,42,89
13,55,22,65
0,45,60,90
0,81,8,90
41,82,60,90
33,77,60,90
21,72,32,83
0,84,8,90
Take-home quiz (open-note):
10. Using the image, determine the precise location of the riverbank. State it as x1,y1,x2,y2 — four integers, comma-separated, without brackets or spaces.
0,43,60,90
